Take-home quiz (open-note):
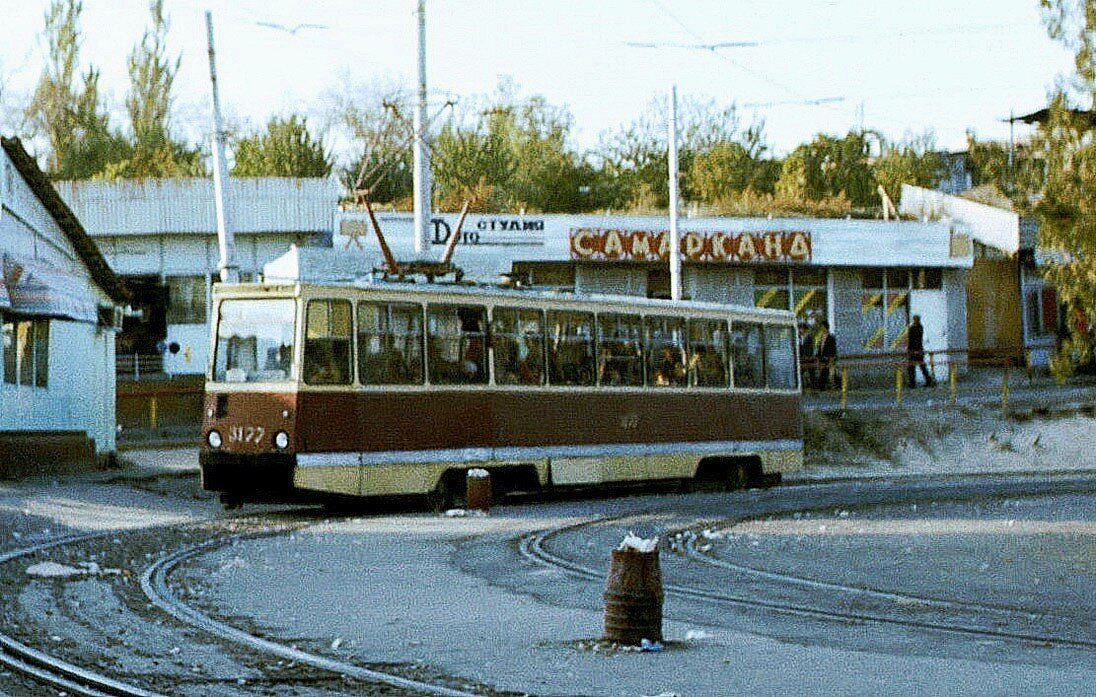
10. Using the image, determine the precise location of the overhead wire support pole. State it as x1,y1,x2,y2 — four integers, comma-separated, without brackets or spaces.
205,10,238,284
412,0,432,258
668,84,682,301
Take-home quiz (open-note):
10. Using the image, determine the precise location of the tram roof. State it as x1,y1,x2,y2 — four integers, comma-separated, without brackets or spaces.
214,278,796,323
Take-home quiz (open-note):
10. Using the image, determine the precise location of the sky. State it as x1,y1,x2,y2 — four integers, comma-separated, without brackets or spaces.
0,0,1078,160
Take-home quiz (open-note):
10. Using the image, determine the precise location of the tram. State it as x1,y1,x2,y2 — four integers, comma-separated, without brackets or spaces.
199,280,803,506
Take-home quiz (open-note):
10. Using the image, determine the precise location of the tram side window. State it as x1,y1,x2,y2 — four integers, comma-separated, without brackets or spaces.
492,307,545,385
213,299,295,383
765,324,798,389
645,316,686,387
358,302,423,385
597,313,643,386
730,321,766,388
688,319,729,387
427,305,487,384
546,310,595,386
304,299,352,385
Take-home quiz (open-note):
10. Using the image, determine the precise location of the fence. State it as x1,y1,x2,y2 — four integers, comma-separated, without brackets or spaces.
115,353,164,380
802,348,1031,413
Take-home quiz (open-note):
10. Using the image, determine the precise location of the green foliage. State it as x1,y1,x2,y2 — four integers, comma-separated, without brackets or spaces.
110,0,203,178
336,85,414,205
688,141,778,203
873,133,945,204
776,131,878,207
232,115,331,178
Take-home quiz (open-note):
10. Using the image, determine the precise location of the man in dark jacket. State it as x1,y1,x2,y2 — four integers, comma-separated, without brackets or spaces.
906,315,936,387
816,321,837,389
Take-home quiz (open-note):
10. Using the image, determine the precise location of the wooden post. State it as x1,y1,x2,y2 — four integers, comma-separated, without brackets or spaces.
949,362,957,405
895,366,903,407
149,396,158,430
840,367,848,412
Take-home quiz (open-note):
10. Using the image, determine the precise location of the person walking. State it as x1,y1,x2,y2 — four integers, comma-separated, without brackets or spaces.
906,315,936,387
799,323,816,390
815,321,837,390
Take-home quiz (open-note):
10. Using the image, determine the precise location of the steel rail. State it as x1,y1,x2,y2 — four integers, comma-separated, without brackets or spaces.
0,532,166,697
141,529,487,697
517,482,1096,651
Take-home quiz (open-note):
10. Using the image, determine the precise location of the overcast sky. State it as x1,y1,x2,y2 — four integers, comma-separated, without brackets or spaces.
0,0,1077,157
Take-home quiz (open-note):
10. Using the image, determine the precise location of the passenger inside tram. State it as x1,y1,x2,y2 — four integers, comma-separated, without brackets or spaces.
654,345,686,386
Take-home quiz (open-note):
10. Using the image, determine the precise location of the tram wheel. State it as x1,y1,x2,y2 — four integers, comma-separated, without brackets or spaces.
426,480,455,513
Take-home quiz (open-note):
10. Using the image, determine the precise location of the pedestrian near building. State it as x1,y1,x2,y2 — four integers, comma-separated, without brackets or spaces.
815,322,837,390
907,315,936,387
799,324,816,390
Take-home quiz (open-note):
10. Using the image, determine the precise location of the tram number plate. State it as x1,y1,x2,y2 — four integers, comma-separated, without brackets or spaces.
228,426,265,444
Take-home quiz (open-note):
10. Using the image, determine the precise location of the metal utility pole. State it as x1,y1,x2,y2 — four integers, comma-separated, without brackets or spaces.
205,11,238,283
412,0,432,257
668,84,682,301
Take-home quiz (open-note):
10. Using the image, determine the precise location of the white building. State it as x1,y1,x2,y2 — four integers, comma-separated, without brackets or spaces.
57,177,340,375
328,209,975,364
1,137,127,474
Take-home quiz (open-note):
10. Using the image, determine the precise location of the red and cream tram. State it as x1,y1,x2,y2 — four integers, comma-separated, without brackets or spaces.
200,281,803,506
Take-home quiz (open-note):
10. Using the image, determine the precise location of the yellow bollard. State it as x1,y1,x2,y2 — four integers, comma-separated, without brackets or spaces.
895,366,903,407
840,367,849,412
1002,363,1010,415
149,395,158,430
949,363,957,405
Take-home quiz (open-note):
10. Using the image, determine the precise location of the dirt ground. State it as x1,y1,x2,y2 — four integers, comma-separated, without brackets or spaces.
799,403,1096,480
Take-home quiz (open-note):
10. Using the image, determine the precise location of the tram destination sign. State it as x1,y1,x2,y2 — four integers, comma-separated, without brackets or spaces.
570,227,812,263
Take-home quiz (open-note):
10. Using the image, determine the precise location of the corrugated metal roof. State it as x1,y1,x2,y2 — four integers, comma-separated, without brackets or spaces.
55,177,340,236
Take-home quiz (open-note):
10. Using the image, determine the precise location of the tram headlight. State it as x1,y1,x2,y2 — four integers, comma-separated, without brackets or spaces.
274,431,289,450
207,430,223,449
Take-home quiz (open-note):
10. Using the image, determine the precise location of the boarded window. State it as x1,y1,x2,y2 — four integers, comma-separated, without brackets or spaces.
358,302,424,385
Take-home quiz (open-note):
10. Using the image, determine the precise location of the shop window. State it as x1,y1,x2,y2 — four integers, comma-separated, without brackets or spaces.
859,269,910,352
754,267,790,311
358,302,423,385
645,316,686,387
791,268,827,328
1,317,48,388
493,307,546,386
166,276,208,324
1025,286,1059,339
546,310,595,386
731,321,765,388
687,319,729,387
597,313,644,386
913,268,942,290
304,299,352,385
427,305,487,385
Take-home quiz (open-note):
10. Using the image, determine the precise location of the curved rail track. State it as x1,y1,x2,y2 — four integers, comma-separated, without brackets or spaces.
0,517,488,697
518,475,1096,651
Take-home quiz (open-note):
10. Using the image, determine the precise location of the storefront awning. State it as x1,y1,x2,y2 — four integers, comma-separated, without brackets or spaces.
1,253,99,324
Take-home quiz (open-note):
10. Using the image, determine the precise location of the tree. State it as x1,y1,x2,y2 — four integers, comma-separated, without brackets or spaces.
873,132,945,204
109,0,203,178
689,141,778,204
775,131,877,208
232,115,332,178
329,81,415,205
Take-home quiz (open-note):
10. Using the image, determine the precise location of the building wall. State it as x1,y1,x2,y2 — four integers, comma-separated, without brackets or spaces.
1,147,117,457
966,257,1022,356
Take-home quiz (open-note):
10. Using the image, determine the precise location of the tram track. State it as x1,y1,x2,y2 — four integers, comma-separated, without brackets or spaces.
516,475,1096,652
0,514,495,696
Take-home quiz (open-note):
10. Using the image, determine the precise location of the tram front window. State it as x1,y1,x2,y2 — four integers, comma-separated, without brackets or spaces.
214,299,296,382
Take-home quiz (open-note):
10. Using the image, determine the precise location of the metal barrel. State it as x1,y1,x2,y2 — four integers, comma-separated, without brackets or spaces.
465,469,491,513
603,548,663,644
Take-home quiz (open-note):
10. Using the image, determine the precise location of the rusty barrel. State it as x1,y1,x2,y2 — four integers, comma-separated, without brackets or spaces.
465,468,491,513
603,547,663,644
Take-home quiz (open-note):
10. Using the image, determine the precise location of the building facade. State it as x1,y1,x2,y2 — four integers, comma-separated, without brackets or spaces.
326,209,974,364
1,137,127,472
57,177,340,374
